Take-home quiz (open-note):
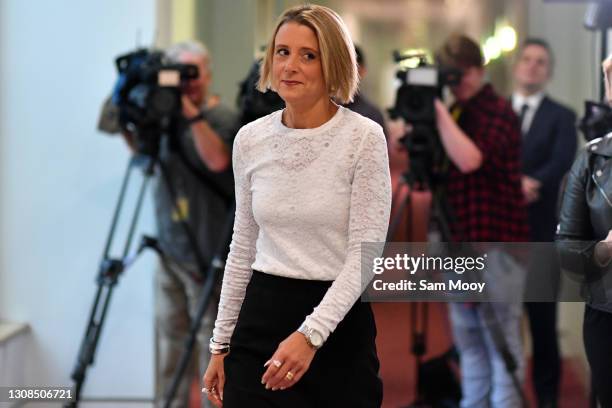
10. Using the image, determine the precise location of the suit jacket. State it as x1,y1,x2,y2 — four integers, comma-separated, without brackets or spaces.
345,93,387,138
517,95,577,241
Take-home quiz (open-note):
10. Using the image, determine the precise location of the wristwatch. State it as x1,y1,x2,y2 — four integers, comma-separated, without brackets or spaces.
187,109,208,125
298,323,324,349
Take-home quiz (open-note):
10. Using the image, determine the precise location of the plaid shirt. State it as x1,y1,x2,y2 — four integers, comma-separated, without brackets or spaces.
445,84,529,242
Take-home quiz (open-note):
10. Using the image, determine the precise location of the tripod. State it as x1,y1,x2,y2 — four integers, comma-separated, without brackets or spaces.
389,166,528,408
388,169,455,408
66,150,234,407
162,201,234,408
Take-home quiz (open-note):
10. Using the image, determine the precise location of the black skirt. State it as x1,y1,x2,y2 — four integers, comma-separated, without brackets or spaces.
223,270,383,408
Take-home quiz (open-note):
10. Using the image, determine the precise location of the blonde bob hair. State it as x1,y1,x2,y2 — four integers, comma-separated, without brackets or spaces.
257,4,359,104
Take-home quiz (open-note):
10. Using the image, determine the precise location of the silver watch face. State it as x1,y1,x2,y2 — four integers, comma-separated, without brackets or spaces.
309,330,323,347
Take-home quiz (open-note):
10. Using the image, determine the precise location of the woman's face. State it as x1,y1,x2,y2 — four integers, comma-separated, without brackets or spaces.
271,22,327,106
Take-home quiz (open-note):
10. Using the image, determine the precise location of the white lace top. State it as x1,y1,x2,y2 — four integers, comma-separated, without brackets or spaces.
212,106,392,344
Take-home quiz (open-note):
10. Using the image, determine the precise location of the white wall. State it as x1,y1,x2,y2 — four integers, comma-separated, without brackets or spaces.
0,0,158,401
527,0,600,115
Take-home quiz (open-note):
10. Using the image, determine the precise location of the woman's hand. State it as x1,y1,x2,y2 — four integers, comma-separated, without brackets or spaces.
261,331,317,391
203,354,227,407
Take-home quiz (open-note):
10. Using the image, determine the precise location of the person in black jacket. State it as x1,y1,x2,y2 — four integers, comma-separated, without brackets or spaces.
345,46,387,137
556,56,612,408
511,38,577,408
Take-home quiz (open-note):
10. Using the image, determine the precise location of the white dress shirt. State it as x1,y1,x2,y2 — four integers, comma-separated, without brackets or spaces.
512,91,545,135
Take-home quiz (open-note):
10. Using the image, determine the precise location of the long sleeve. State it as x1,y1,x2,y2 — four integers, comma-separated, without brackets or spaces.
555,147,612,308
212,129,259,343
556,149,599,281
302,127,392,341
211,107,392,344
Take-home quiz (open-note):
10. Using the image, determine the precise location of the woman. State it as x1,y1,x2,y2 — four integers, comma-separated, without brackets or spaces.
556,56,612,407
202,4,391,408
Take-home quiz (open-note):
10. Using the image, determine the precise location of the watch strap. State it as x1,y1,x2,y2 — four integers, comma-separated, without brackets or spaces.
298,323,322,349
187,109,208,125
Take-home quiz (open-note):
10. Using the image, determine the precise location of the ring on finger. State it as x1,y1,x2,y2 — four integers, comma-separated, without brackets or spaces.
285,371,294,381
272,359,283,368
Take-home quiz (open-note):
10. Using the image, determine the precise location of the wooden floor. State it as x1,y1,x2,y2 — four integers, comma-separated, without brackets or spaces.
372,301,589,408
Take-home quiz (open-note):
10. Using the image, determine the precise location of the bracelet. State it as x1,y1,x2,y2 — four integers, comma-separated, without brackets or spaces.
209,338,230,355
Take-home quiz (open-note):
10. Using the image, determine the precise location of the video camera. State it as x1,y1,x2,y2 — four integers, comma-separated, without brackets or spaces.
236,59,284,126
388,51,461,188
111,48,198,157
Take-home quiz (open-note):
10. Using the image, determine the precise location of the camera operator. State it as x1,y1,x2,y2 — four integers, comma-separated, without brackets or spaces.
511,38,577,408
433,34,529,407
555,55,612,408
154,40,238,408
120,41,239,408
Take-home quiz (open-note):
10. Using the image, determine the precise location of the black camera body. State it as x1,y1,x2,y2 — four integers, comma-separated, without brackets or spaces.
236,59,285,126
389,63,461,124
112,48,198,157
388,53,461,188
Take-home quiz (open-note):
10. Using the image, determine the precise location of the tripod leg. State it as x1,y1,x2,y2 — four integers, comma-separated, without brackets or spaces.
102,157,138,258
68,281,116,407
163,206,235,408
403,302,430,408
122,163,151,259
430,188,454,243
479,302,528,408
67,159,152,407
387,180,412,241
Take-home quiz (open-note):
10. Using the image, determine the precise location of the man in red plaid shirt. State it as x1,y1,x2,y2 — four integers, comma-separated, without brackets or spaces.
433,34,529,407
434,38,529,243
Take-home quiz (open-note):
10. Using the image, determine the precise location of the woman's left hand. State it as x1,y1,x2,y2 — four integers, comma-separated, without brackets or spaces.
261,331,317,391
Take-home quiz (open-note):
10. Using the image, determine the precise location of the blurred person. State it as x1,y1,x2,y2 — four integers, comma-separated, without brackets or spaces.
202,5,391,408
434,34,529,407
556,54,612,408
99,41,238,407
512,38,577,408
154,41,238,408
116,40,239,408
345,45,387,136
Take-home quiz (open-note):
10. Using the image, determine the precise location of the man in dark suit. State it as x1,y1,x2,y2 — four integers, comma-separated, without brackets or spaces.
345,45,387,136
512,38,577,408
